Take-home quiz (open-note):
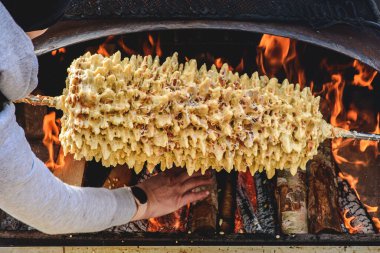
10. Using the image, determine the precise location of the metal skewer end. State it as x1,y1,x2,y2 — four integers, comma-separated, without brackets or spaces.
14,94,61,109
339,130,380,142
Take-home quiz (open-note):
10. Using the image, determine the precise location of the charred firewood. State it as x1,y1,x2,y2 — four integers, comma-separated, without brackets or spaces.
190,171,218,233
235,171,263,233
254,171,278,234
217,171,236,233
337,176,375,234
275,170,308,234
307,140,344,233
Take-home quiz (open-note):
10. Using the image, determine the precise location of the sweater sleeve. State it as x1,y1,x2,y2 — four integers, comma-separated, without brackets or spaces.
0,2,38,100
0,103,137,234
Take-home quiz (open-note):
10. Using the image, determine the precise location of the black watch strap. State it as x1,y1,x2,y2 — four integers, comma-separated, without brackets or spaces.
131,186,148,204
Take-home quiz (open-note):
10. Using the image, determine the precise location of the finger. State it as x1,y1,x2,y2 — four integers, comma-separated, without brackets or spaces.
177,169,211,183
180,190,210,207
181,177,213,194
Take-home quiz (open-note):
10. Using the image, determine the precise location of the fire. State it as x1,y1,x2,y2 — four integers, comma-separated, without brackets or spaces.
213,57,233,71
97,36,115,56
320,59,379,168
338,172,359,199
214,58,223,69
373,217,380,231
235,58,244,73
51,47,66,56
256,34,305,87
234,209,244,233
363,204,378,213
142,34,162,57
339,171,380,232
117,38,136,55
342,209,362,234
147,209,184,232
42,112,65,170
352,60,378,90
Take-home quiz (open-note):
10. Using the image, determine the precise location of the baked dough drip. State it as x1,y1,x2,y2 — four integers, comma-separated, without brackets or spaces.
57,51,333,178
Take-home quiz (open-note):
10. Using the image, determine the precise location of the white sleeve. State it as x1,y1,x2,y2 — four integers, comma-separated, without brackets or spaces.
0,2,38,100
0,104,136,234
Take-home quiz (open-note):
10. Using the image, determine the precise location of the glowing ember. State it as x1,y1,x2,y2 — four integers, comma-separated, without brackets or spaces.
234,209,244,233
342,209,363,234
42,112,64,170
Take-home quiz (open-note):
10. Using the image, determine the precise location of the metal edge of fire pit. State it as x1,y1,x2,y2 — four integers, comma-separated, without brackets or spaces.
0,231,380,246
33,19,380,71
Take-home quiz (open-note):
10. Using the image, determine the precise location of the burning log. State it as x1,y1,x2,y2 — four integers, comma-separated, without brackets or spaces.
307,140,344,233
254,172,278,234
275,170,308,234
235,171,262,233
338,175,375,234
217,172,236,233
190,171,218,233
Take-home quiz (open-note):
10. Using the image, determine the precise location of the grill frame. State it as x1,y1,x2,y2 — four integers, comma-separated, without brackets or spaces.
33,19,380,71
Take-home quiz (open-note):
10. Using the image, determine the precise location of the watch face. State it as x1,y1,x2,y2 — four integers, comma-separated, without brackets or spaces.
131,186,148,204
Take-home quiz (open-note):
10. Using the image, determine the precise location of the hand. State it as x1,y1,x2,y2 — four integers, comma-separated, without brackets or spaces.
130,168,213,221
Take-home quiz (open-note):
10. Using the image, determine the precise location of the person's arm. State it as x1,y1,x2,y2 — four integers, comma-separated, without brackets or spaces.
0,3,38,101
0,104,138,234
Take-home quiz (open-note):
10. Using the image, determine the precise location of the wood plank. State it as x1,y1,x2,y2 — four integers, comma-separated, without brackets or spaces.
53,153,86,187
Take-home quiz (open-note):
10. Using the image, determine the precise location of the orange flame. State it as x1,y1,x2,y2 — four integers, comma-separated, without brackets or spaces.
51,47,66,56
214,58,223,69
338,172,360,200
373,217,380,231
342,209,362,234
214,57,233,71
42,112,65,170
117,38,136,55
352,60,378,90
142,34,162,56
322,60,379,167
147,209,183,232
97,36,115,56
363,204,378,213
256,34,305,87
235,58,244,73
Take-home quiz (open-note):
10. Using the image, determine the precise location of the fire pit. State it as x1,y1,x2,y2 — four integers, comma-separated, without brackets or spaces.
1,0,379,249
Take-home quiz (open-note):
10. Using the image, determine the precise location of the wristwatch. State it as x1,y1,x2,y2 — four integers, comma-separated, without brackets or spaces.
131,186,148,205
